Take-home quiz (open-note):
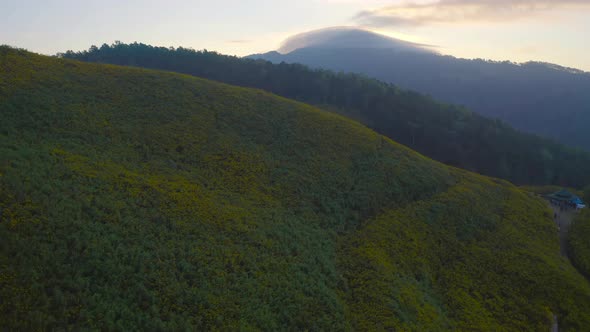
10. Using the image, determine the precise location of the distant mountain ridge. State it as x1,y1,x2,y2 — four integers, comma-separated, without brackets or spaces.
250,27,590,151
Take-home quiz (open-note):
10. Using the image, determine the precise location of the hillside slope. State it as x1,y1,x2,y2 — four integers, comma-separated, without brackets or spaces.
62,42,590,189
569,209,590,279
2,47,590,330
250,28,590,151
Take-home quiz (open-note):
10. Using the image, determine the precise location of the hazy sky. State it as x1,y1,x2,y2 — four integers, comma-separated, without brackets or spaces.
2,0,590,70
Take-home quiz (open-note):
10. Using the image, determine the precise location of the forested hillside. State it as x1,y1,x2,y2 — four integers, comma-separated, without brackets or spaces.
62,42,590,189
250,28,590,151
3,47,590,330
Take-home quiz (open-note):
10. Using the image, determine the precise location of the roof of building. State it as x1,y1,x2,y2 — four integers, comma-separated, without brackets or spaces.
548,189,585,204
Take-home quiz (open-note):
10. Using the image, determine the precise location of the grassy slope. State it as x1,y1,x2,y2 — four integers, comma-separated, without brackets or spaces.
569,210,590,280
2,47,590,330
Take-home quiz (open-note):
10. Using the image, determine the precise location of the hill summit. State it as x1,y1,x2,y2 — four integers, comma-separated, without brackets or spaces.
277,26,435,54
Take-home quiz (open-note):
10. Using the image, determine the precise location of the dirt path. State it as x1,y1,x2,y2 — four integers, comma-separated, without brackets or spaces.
552,314,558,332
548,203,576,332
550,204,575,258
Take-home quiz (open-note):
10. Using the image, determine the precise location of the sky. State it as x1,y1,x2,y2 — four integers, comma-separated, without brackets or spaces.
2,0,590,70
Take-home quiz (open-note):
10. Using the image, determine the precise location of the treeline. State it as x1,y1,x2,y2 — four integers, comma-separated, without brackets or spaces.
62,42,590,188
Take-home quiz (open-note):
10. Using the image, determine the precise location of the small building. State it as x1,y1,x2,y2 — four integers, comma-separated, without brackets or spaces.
547,189,586,210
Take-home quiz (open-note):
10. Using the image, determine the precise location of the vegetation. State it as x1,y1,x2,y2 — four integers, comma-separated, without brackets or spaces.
569,210,590,279
3,46,590,330
61,42,590,189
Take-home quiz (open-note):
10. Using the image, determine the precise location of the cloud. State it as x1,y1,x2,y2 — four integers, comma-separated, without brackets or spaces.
353,0,590,27
278,26,436,54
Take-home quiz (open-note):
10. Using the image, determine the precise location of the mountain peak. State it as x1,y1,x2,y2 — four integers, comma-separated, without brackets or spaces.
278,26,435,54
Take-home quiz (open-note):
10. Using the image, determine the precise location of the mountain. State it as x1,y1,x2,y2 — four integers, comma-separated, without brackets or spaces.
3,46,590,330
276,26,434,54
250,27,590,151
62,42,590,189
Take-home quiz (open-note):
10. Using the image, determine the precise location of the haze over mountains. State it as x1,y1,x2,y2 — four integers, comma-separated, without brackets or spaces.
251,27,590,151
